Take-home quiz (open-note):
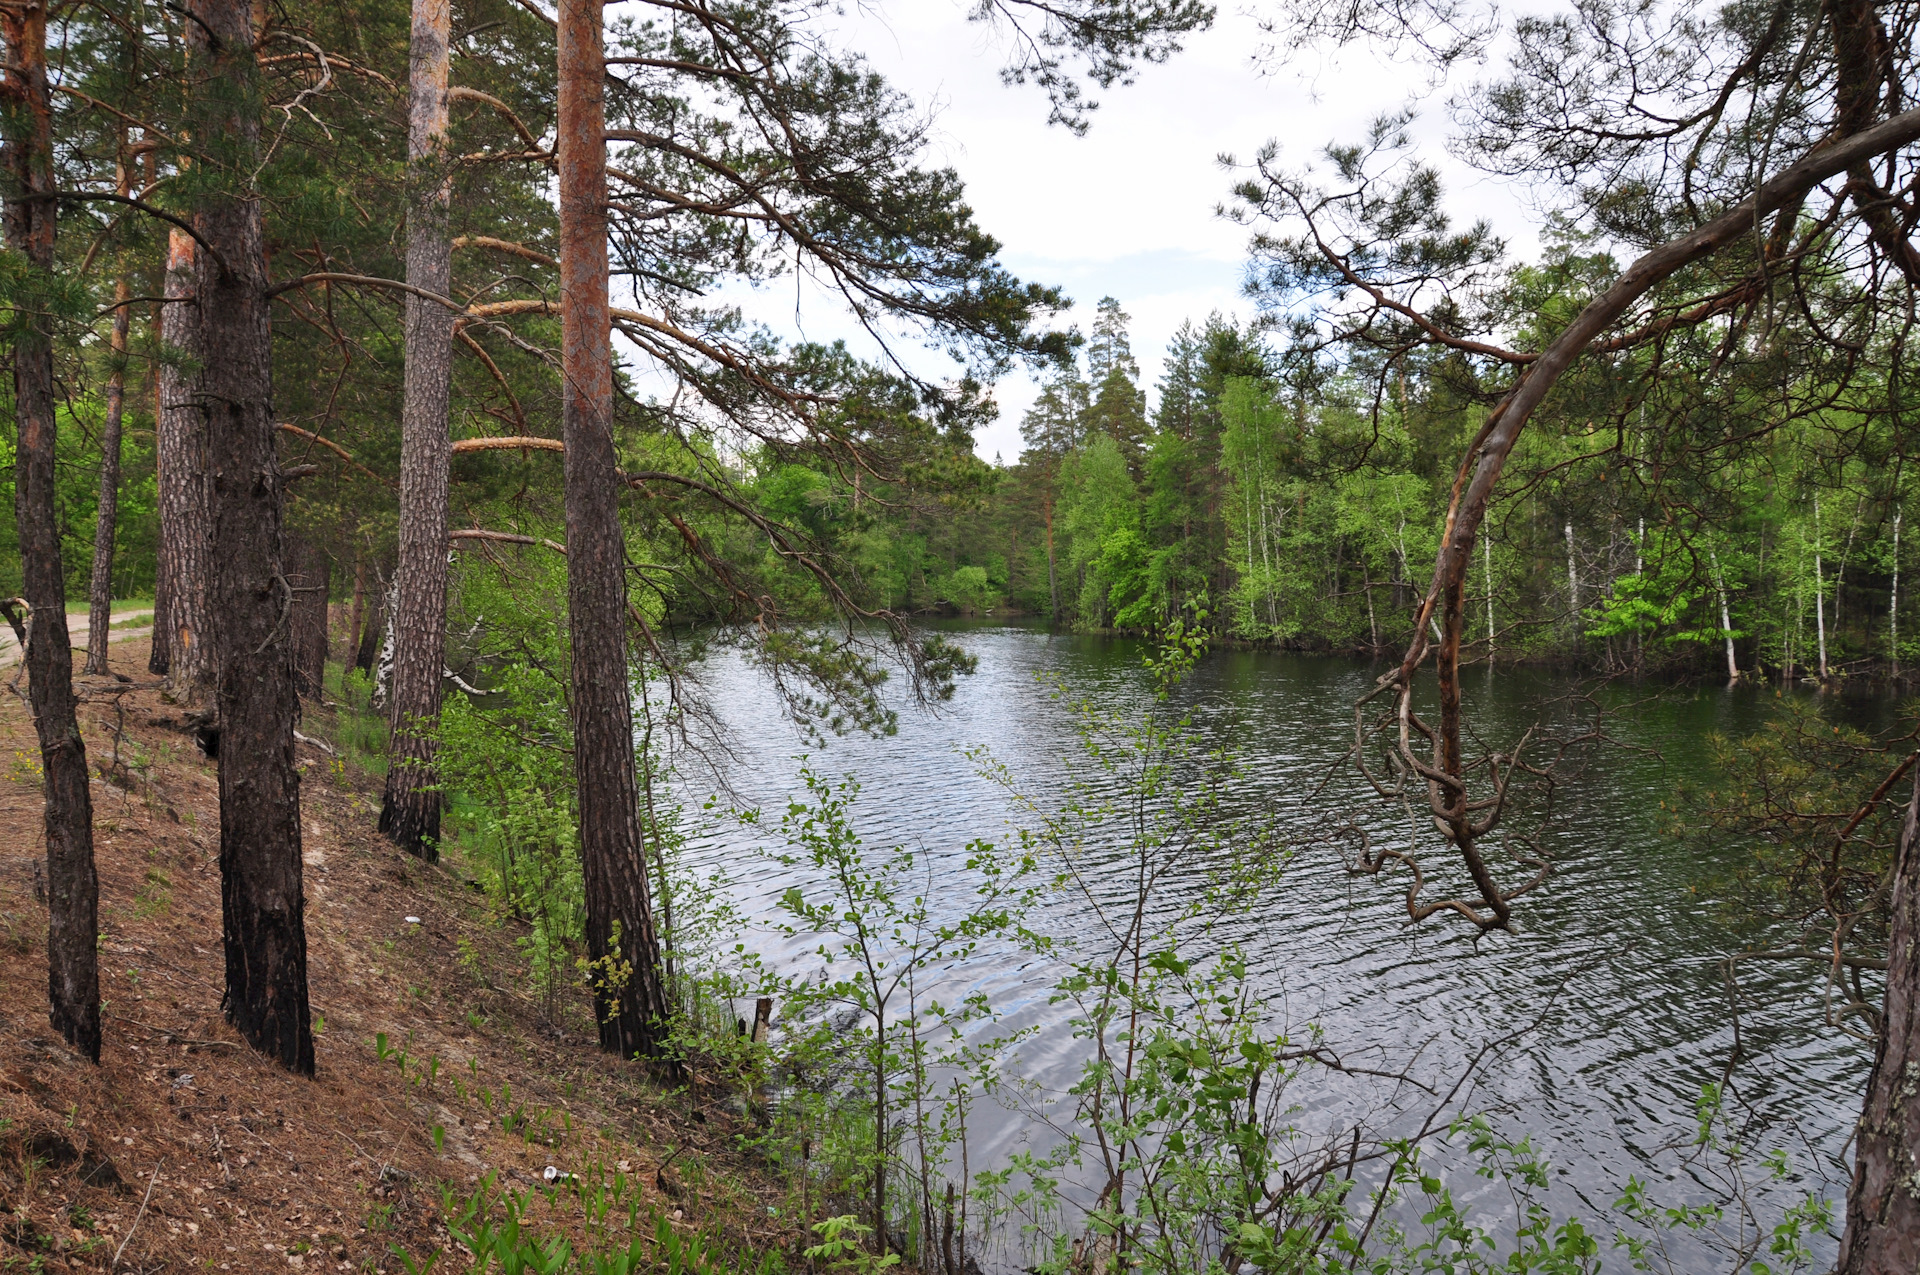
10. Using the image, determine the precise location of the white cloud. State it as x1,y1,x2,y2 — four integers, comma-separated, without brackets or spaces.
678,3,1544,462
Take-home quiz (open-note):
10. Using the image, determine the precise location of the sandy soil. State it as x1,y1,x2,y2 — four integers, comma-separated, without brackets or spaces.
0,636,790,1273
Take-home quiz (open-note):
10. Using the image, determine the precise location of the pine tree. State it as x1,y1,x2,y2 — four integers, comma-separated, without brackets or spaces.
559,0,675,1064
1021,372,1089,620
3,0,100,1063
1084,296,1149,471
189,0,313,1075
380,0,457,861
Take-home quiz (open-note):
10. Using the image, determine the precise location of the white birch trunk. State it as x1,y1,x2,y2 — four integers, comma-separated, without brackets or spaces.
1565,521,1580,629
1893,506,1903,673
1814,492,1830,680
1482,530,1495,660
373,573,399,710
1709,545,1737,682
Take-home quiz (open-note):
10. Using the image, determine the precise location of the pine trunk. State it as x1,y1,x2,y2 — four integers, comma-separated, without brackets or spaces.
156,224,215,705
559,0,673,1062
1839,762,1920,1273
380,0,456,860
355,570,386,674
190,0,313,1075
347,552,368,664
4,0,100,1062
148,324,171,676
286,535,330,698
86,194,131,678
148,556,171,674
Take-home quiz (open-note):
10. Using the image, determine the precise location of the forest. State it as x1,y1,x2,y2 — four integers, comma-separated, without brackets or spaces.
4,0,1920,1273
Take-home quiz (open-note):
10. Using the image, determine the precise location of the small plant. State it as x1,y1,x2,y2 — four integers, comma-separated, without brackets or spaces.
804,1215,899,1272
457,936,490,987
392,1248,440,1275
6,749,44,788
133,868,171,918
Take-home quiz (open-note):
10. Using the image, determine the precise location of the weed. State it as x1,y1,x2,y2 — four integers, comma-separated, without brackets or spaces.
133,867,172,918
6,749,44,788
457,936,491,987
0,913,33,957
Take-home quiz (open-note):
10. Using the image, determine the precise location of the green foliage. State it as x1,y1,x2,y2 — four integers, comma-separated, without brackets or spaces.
419,1170,781,1275
707,765,1039,1264
803,1216,900,1272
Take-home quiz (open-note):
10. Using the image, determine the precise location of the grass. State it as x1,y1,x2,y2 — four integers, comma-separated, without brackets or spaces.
317,659,391,778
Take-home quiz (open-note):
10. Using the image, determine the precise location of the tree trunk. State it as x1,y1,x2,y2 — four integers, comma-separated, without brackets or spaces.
1481,530,1494,662
190,0,313,1076
156,223,214,705
372,572,398,709
355,566,387,674
1814,492,1831,681
286,535,330,698
558,0,673,1062
1892,507,1902,675
1709,545,1738,681
380,0,457,860
1564,520,1579,628
1839,762,1920,1273
1044,500,1059,622
4,0,100,1062
148,556,171,674
148,318,171,676
347,551,368,664
86,145,132,678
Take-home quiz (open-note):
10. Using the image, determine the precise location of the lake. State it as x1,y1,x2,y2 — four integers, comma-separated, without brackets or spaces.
672,621,1878,1269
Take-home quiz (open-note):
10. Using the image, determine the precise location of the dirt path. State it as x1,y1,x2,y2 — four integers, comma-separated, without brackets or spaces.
0,607,154,669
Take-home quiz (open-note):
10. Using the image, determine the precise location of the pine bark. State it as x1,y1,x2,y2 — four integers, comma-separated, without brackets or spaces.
85,147,132,677
148,554,171,674
355,571,386,674
149,307,171,676
286,535,330,698
189,0,313,1075
156,224,214,704
346,553,367,674
380,0,456,860
1840,762,1920,1273
559,0,674,1062
4,0,100,1062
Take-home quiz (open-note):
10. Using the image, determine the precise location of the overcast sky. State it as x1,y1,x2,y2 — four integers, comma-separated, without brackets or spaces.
695,3,1543,462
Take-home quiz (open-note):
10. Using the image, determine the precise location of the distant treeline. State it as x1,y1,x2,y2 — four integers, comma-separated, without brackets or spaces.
869,292,1909,681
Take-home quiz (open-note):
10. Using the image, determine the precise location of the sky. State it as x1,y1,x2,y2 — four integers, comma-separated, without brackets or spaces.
699,2,1546,462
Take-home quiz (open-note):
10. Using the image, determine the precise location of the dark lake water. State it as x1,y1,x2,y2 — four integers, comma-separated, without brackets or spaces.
670,621,1882,1269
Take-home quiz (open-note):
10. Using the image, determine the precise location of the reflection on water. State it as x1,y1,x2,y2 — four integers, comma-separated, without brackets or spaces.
672,621,1876,1264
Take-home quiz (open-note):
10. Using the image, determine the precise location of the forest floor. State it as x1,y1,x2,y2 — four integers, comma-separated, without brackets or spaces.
0,636,802,1274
